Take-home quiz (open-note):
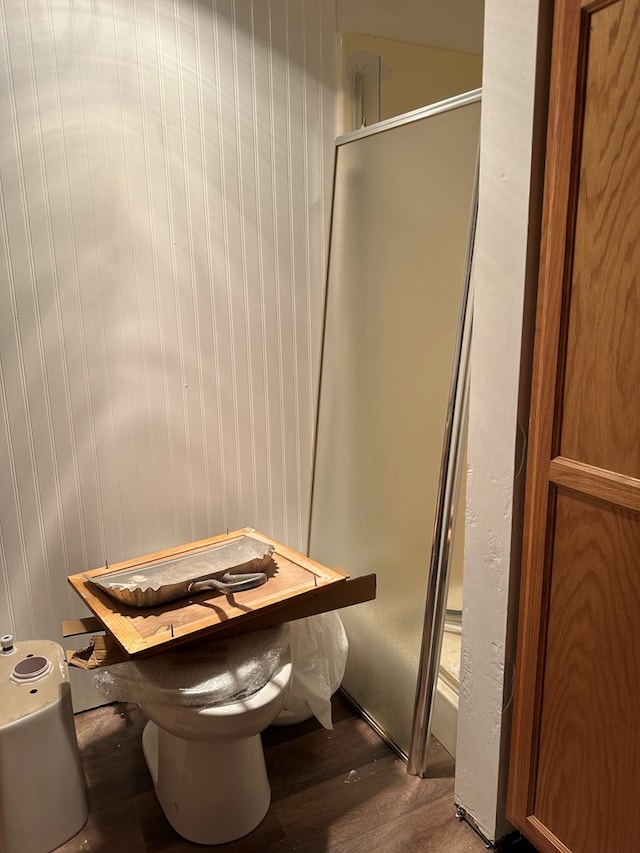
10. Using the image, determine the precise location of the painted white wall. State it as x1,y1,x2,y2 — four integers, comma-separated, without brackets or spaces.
336,0,484,55
337,32,482,134
0,0,335,667
455,0,546,841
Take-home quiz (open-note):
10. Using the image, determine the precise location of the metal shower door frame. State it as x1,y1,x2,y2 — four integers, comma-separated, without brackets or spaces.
315,88,481,775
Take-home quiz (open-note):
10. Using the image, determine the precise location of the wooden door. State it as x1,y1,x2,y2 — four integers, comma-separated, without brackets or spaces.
507,1,640,851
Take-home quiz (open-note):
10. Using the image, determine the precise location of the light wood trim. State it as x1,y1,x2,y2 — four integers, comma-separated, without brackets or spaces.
580,0,618,10
549,457,640,513
61,617,102,637
66,574,376,668
68,528,372,658
507,0,584,831
525,816,572,853
124,571,360,658
136,573,377,651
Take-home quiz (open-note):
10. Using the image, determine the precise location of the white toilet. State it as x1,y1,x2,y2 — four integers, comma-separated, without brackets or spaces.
139,654,292,845
94,625,292,845
93,615,349,845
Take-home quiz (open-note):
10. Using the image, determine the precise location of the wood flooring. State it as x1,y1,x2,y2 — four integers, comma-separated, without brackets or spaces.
55,694,491,853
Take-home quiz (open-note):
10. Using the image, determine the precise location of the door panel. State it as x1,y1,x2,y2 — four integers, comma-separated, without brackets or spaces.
559,0,640,477
508,0,640,851
535,490,640,852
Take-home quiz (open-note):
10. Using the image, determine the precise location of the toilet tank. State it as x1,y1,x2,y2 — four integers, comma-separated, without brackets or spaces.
0,638,87,853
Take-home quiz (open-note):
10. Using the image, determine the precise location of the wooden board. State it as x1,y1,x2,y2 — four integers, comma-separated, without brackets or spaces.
68,528,375,659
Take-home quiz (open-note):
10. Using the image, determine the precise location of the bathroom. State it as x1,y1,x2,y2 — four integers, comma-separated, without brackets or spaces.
0,0,541,850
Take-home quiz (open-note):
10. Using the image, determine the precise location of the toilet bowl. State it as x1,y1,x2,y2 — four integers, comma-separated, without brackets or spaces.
136,646,292,845
91,619,351,844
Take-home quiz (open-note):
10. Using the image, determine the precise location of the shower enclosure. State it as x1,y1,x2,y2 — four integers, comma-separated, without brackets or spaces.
308,91,481,766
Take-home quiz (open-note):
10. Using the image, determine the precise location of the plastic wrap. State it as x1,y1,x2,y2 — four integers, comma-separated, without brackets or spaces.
93,624,289,707
275,612,348,730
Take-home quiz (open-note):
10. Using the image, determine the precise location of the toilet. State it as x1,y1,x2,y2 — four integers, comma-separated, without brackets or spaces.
140,654,292,844
93,625,292,845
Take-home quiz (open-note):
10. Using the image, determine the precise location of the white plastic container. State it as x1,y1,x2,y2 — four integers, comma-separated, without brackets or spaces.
0,638,87,853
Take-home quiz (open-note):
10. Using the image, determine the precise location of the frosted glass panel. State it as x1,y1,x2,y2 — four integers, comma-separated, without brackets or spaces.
309,101,480,755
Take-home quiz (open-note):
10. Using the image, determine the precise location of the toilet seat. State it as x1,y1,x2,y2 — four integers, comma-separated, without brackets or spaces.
93,624,289,708
140,652,292,739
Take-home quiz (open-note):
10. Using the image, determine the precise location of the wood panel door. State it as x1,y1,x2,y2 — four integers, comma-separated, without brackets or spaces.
507,1,640,852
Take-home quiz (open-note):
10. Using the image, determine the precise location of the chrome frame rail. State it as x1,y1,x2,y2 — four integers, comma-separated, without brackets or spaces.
336,88,482,147
407,155,479,777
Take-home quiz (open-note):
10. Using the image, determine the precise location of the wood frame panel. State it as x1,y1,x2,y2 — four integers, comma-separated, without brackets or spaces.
68,528,375,658
549,458,640,514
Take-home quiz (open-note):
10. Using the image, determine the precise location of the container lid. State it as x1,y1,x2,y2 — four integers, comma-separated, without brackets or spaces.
11,655,53,683
0,640,68,728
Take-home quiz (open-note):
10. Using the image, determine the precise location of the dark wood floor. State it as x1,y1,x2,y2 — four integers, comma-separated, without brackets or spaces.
56,694,492,853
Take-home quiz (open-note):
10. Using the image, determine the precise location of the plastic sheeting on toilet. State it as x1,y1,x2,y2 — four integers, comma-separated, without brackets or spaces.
276,612,348,730
92,613,348,729
93,625,290,706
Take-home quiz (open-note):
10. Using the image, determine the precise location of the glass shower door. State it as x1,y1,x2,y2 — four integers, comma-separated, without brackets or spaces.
308,97,481,756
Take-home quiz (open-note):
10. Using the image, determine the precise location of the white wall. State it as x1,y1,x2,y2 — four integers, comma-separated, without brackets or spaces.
337,32,482,134
455,0,548,841
0,0,335,649
336,0,484,55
